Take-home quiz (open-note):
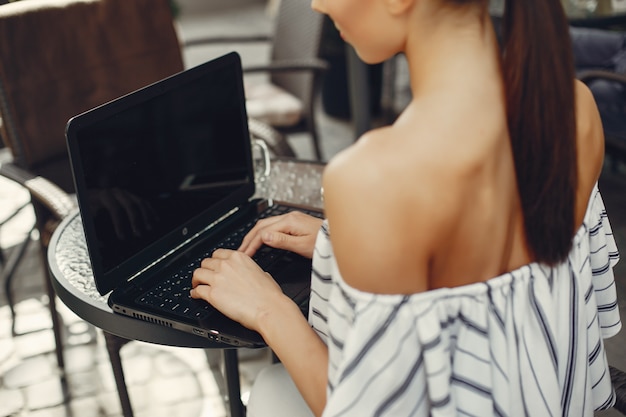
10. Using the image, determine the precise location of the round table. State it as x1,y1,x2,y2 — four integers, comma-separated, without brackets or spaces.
47,158,325,417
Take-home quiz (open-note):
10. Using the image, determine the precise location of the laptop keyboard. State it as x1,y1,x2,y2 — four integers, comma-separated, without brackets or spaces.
135,204,323,320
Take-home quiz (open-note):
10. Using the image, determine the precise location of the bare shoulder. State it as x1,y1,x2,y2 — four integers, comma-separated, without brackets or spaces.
574,80,605,220
575,80,605,171
321,125,452,294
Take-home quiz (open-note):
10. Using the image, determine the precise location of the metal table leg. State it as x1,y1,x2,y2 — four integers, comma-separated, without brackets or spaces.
223,349,245,417
43,263,66,371
104,332,134,417
101,333,245,417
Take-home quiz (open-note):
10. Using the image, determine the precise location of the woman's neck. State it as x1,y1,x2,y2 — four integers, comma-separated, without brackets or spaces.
404,7,501,99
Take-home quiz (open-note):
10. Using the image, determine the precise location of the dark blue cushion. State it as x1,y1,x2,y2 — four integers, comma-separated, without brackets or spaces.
571,27,626,144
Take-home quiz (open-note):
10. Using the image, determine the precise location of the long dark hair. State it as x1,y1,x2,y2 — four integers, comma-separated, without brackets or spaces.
501,0,578,265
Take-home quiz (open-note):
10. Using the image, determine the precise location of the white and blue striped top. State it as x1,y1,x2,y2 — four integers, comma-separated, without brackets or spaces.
309,184,621,417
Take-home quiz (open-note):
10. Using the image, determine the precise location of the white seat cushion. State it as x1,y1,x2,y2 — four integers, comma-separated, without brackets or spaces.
245,82,303,127
247,363,314,417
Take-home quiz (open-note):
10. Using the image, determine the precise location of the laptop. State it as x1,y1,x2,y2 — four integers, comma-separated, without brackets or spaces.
65,52,323,348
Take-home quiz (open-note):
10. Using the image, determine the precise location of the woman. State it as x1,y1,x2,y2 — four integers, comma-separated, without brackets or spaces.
191,0,621,415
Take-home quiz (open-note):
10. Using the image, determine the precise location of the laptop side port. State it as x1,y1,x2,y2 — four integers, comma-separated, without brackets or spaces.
220,336,241,346
192,328,206,336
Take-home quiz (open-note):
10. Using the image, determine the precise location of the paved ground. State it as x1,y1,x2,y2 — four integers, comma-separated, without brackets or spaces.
1,1,625,416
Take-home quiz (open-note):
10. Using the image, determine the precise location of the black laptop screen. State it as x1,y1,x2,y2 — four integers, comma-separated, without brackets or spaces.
68,54,252,284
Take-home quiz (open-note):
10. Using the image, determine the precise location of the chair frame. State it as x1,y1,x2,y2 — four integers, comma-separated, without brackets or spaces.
0,160,77,370
183,2,329,160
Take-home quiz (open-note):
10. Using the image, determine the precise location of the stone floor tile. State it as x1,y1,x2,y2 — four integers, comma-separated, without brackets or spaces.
0,194,33,249
62,344,98,374
202,348,222,369
199,396,228,417
66,396,104,417
0,337,15,366
0,387,25,416
125,383,152,412
55,300,86,325
13,329,56,359
65,321,98,347
27,406,72,417
148,373,202,404
65,370,101,398
27,396,103,417
13,309,53,335
3,355,56,388
169,346,215,373
135,398,205,417
14,297,48,315
0,306,12,339
113,351,154,386
154,349,195,377
195,368,222,397
24,377,67,410
95,361,120,393
96,389,124,416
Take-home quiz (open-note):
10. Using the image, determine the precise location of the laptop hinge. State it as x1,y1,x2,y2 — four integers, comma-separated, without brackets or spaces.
126,206,241,283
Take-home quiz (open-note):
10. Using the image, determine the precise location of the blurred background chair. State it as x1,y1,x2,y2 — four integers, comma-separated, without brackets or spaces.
578,69,626,166
571,26,626,168
611,366,626,415
185,0,328,160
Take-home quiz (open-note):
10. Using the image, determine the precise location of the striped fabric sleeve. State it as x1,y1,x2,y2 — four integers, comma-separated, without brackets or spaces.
309,220,332,345
587,184,621,338
312,183,620,417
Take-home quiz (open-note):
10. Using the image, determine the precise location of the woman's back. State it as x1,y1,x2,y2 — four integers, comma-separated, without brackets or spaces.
322,9,605,295
425,79,604,289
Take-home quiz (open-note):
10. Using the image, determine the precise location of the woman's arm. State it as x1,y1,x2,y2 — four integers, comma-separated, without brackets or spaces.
191,214,328,416
256,292,329,417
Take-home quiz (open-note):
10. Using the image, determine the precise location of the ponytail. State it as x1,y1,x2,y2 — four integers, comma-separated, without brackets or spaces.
501,0,577,265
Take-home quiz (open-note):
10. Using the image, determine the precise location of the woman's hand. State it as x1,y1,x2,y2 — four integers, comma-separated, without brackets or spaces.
238,211,324,259
190,249,289,331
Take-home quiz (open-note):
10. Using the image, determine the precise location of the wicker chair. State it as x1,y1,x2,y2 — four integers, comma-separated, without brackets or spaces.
185,0,328,160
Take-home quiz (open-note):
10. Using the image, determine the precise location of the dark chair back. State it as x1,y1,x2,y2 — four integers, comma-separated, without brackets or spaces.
572,27,626,167
269,0,325,129
0,0,184,193
270,0,324,148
